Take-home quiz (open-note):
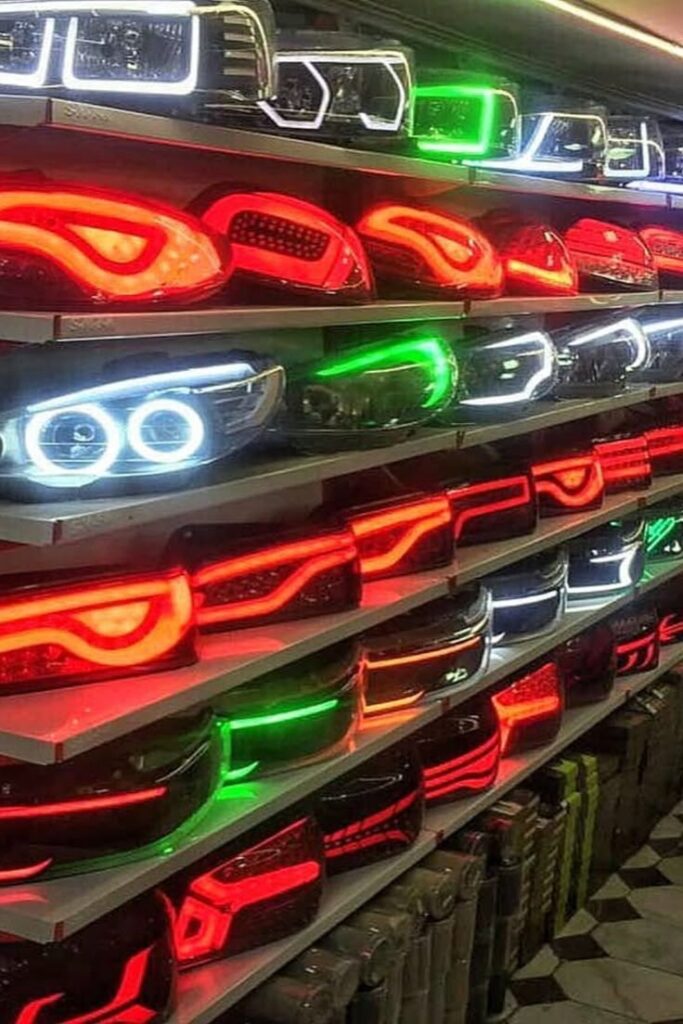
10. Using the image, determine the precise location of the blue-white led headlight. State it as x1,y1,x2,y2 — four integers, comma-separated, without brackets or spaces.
0,353,284,491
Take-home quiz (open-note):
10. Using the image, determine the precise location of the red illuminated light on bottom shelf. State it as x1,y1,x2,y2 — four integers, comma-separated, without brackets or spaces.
324,790,420,859
14,946,154,1024
348,496,453,579
492,663,562,755
617,630,659,675
424,732,500,803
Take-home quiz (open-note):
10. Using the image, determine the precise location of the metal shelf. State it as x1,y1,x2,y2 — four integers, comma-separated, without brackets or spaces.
468,167,669,207
467,293,660,319
1,475,677,766
661,291,683,306
2,383,676,548
165,646,683,1024
4,553,678,944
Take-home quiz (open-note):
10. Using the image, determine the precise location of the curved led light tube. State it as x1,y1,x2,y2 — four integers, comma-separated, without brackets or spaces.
460,332,555,407
565,318,650,371
469,112,604,173
128,398,205,465
25,403,122,478
568,541,642,596
415,84,519,157
0,17,55,88
604,119,666,180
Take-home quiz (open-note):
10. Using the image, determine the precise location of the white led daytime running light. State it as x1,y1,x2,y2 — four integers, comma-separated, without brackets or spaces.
492,590,560,609
461,332,555,407
468,112,605,174
643,317,683,336
566,318,650,371
604,119,665,181
128,398,205,464
25,403,122,478
568,543,641,596
0,18,55,87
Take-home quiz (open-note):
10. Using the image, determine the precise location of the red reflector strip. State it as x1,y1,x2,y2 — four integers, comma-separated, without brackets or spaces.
532,455,604,509
348,497,452,578
193,532,358,626
424,732,500,803
0,787,167,821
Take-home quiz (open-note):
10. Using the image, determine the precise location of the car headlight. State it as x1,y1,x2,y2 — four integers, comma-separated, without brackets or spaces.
486,549,568,645
447,471,538,546
1,891,175,1023
361,586,492,714
594,435,652,493
567,518,645,598
416,695,501,805
442,328,557,418
532,451,605,515
175,523,361,632
316,745,424,875
356,203,504,298
492,659,564,755
558,623,616,708
199,190,374,302
604,117,666,181
0,0,275,109
413,76,519,160
0,710,219,884
645,507,683,560
555,317,651,396
645,425,683,476
0,352,284,494
281,333,458,452
165,815,324,967
478,211,578,296
346,494,454,581
611,603,660,676
635,311,683,381
256,31,414,139
214,643,362,779
470,108,607,178
564,219,658,292
0,567,195,694
0,181,228,309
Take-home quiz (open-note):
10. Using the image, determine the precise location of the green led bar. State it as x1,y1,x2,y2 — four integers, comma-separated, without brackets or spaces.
228,697,340,732
415,84,499,156
646,516,682,556
316,334,457,410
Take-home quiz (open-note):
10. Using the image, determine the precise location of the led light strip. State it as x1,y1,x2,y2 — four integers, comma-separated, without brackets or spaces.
470,112,603,174
0,786,166,820
565,318,650,371
460,334,555,406
568,542,642,595
416,85,519,157
228,698,340,732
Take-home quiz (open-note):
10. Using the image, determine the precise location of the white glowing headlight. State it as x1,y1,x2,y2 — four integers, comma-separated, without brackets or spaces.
446,330,557,417
567,520,645,598
487,549,568,646
0,355,284,490
258,32,414,137
635,311,683,381
604,117,665,181
0,0,275,102
555,317,651,395
469,110,607,178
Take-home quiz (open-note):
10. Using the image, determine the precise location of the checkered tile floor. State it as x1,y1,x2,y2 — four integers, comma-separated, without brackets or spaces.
508,804,683,1023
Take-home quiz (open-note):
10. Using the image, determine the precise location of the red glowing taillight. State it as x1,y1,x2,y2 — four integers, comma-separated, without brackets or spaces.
492,661,564,755
200,191,373,302
612,606,660,676
446,474,537,545
645,426,683,476
0,569,195,694
0,182,228,309
639,225,683,282
532,453,605,515
594,436,652,494
416,697,501,805
346,495,454,580
356,202,504,298
479,211,578,296
564,218,658,292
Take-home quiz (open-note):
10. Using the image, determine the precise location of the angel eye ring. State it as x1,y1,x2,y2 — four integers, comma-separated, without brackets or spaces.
128,398,205,465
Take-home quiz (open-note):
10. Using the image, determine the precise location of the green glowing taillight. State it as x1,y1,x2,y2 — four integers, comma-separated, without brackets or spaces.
414,81,519,160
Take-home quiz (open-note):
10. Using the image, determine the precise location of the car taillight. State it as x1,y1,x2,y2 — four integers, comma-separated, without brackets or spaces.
361,586,491,714
478,211,578,296
413,78,519,159
564,219,658,292
166,816,324,967
257,32,414,139
176,525,361,632
0,181,228,309
604,117,666,181
2,891,175,1023
417,696,501,805
316,746,424,874
639,226,683,284
555,317,651,397
0,710,219,884
282,332,458,452
346,495,454,580
356,203,504,298
594,436,652,493
0,568,195,695
446,473,538,546
567,519,645,598
214,644,362,779
532,453,605,515
612,605,660,676
659,611,683,645
645,426,683,476
487,549,568,645
645,509,683,560
199,191,373,302
657,581,683,645
558,623,617,707
492,660,564,756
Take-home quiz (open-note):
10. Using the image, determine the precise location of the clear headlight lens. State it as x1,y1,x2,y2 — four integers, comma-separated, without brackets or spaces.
555,316,651,395
605,117,666,181
636,310,683,380
0,353,284,489
470,109,606,178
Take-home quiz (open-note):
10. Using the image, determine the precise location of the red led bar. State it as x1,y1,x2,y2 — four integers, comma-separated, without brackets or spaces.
201,191,373,301
594,436,652,494
356,202,504,298
659,613,683,645
0,569,195,694
423,731,500,804
639,225,683,280
492,662,563,755
645,426,683,476
564,218,658,291
0,787,166,822
447,474,536,545
617,630,659,675
347,496,453,580
0,182,228,308
191,530,360,631
171,817,324,967
479,212,578,296
13,946,155,1024
532,454,604,515
324,790,420,860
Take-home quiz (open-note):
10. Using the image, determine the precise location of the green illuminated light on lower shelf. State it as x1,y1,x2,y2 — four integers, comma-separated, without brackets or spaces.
228,697,340,732
646,516,680,554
